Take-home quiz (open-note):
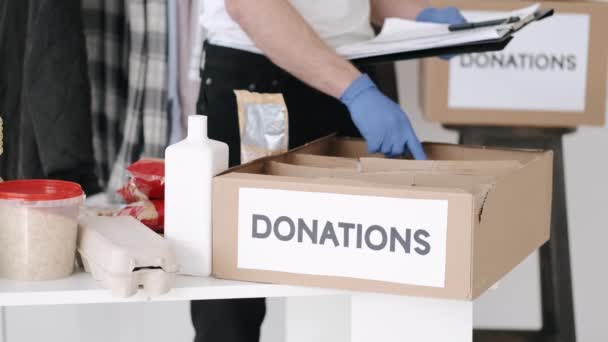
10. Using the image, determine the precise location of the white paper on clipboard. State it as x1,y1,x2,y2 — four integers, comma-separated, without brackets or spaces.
336,4,540,60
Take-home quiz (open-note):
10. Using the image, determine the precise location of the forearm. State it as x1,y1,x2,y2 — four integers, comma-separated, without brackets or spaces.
370,0,431,26
226,0,360,98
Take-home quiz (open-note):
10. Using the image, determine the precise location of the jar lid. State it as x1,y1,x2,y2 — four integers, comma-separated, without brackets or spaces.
0,180,84,201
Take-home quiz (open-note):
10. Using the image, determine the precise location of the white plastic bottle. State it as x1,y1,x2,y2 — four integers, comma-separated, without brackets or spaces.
164,115,229,276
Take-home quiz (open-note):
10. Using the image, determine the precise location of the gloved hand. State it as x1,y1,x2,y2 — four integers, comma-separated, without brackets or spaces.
416,6,467,26
341,74,426,160
416,7,467,60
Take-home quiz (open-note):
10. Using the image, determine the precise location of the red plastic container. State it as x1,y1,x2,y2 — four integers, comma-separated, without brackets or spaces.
0,180,84,281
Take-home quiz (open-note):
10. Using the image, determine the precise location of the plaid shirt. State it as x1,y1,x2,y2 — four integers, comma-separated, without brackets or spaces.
106,0,169,198
82,0,129,188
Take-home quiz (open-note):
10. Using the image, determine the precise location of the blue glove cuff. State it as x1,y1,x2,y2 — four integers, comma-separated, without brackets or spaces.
339,74,377,106
416,7,438,22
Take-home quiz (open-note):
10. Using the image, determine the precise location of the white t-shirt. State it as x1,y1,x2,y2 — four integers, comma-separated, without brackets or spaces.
201,0,375,53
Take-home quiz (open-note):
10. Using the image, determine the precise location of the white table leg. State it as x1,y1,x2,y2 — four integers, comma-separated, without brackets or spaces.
283,294,473,342
0,306,6,342
350,294,473,342
283,295,351,342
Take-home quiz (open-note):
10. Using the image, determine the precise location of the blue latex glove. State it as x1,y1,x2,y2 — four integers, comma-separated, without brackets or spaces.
416,7,467,60
416,6,466,26
341,74,426,160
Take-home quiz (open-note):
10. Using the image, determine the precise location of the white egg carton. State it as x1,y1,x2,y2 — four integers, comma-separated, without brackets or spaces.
78,216,180,298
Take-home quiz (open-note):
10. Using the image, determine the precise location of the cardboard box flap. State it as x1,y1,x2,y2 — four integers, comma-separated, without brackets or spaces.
293,136,381,158
221,152,290,175
265,161,360,178
263,161,495,219
360,158,523,177
331,138,378,158
217,168,476,199
265,161,495,190
293,136,544,163
360,173,495,221
471,150,553,298
230,161,494,200
423,143,542,163
221,135,543,226
289,134,338,155
285,154,360,169
231,160,268,174
413,174,494,221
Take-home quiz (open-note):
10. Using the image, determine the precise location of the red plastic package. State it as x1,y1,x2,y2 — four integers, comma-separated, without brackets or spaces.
117,178,147,203
116,200,165,233
117,158,165,202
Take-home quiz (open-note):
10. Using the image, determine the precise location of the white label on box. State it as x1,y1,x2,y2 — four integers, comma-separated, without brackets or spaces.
448,12,590,112
237,188,449,288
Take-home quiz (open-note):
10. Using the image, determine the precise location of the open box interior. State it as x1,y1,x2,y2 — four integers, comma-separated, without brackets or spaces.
228,136,536,220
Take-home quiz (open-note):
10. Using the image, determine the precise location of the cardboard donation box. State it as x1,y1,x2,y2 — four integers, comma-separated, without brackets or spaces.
212,136,553,300
421,0,608,127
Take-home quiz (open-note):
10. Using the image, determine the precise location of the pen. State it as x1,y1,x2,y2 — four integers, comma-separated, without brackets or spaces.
449,16,521,31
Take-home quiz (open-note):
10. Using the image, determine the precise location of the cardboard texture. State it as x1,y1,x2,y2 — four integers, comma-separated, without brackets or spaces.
421,0,608,127
212,136,553,300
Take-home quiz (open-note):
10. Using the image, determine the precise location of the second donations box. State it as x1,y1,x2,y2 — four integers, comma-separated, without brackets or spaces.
212,137,553,300
421,0,608,127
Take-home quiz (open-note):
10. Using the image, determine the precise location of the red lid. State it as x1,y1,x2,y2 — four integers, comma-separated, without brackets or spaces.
0,180,84,201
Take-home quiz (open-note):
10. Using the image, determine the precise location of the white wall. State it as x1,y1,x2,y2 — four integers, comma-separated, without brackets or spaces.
2,60,606,342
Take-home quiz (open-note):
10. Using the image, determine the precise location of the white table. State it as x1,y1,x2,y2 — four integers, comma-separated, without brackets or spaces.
0,271,473,342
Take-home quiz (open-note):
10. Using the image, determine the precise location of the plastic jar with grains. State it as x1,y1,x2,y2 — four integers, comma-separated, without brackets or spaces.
0,180,84,281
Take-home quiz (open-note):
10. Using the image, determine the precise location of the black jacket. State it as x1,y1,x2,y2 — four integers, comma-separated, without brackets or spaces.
0,0,99,194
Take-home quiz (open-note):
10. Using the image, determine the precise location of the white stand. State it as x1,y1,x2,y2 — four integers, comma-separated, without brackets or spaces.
0,306,6,342
284,294,473,342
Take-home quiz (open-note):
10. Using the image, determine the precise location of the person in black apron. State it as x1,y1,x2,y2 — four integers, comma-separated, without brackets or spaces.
193,1,466,341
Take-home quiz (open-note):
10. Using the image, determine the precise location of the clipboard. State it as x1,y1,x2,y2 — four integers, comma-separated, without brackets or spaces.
352,8,554,66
